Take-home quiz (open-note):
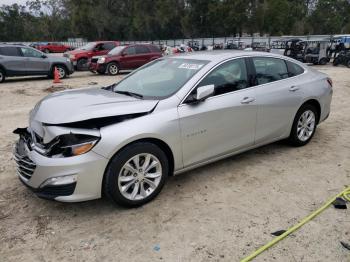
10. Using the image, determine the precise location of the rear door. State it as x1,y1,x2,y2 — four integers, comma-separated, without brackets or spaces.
19,47,50,74
251,57,305,144
135,45,152,67
0,46,26,75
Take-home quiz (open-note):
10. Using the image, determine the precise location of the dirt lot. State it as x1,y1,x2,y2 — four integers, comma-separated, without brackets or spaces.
0,65,349,262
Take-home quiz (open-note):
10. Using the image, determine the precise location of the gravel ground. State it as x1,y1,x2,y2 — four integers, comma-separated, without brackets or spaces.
0,65,349,262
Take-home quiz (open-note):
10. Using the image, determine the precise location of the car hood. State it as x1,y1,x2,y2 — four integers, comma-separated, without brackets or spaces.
66,49,88,55
31,87,159,125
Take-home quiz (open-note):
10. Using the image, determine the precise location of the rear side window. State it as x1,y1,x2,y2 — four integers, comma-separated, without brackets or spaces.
148,45,161,53
286,61,304,77
252,57,289,85
136,45,150,54
0,47,21,56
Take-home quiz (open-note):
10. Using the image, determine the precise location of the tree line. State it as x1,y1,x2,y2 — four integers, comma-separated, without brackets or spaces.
0,0,349,42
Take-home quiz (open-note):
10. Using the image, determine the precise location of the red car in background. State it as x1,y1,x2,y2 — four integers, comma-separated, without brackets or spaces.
35,42,74,53
64,41,119,70
89,44,162,75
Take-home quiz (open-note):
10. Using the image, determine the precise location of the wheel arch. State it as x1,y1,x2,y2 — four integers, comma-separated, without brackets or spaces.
300,99,321,124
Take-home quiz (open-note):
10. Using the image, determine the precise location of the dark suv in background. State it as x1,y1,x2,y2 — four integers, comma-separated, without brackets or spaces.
64,41,119,70
0,44,74,83
89,44,162,75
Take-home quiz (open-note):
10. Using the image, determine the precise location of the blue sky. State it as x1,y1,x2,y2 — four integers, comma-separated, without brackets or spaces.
1,0,28,5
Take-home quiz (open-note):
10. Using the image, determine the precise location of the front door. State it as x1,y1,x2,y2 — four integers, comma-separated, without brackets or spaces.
178,58,257,167
19,47,50,74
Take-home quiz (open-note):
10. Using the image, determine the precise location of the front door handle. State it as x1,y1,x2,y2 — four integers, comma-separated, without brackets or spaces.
241,97,255,104
289,86,300,92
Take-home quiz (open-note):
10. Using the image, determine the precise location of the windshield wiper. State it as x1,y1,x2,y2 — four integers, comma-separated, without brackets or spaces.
114,90,143,99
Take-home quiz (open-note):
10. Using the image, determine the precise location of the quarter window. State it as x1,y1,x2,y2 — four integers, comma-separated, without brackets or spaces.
197,58,249,96
286,61,304,76
252,57,289,85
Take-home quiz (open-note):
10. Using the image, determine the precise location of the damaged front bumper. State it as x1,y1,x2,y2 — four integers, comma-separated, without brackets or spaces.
13,128,109,202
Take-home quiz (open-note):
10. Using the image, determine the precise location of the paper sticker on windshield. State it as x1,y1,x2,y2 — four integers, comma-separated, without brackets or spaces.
178,63,204,70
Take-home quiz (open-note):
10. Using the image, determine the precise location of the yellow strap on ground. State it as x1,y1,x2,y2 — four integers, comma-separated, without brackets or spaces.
240,186,350,262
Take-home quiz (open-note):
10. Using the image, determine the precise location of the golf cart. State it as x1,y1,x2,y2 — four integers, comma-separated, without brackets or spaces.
270,38,302,58
224,40,245,50
302,40,331,65
251,42,269,52
333,50,350,68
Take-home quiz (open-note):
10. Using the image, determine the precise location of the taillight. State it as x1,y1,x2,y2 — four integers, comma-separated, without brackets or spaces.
327,78,333,88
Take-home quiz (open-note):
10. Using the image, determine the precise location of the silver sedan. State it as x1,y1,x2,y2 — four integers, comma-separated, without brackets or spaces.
14,51,333,207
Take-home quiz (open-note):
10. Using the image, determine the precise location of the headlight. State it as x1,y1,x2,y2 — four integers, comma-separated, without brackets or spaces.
69,54,75,59
37,134,100,158
97,57,106,64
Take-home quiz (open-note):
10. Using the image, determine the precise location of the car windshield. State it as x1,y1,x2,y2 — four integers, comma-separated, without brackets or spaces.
113,58,209,99
108,46,125,55
78,42,96,51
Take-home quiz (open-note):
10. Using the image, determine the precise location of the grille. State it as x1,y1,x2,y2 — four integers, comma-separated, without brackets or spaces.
14,140,36,181
91,58,98,63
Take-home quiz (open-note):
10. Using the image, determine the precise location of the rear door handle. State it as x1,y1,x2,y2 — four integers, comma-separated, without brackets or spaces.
289,86,300,92
241,97,255,104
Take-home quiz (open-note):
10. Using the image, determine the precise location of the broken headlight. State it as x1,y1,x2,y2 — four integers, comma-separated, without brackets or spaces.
42,134,100,158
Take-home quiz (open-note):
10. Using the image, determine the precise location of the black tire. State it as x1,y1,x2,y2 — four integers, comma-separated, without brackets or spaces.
50,65,67,79
333,58,339,66
107,62,119,75
347,60,350,68
0,68,5,83
77,58,88,71
104,142,169,207
319,58,328,65
288,104,318,147
44,49,50,53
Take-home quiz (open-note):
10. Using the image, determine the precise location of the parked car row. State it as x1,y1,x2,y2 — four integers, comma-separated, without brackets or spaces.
0,44,74,83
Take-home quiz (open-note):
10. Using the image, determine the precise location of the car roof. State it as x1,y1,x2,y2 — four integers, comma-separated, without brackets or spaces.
169,50,288,63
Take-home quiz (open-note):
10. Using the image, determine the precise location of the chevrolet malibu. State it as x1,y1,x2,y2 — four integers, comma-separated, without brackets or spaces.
14,51,333,207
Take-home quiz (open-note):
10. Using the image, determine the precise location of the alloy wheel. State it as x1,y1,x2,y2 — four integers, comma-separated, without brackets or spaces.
57,67,66,78
118,153,162,201
109,64,119,75
297,110,316,142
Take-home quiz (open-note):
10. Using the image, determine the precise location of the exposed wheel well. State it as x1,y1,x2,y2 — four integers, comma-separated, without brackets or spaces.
302,99,321,124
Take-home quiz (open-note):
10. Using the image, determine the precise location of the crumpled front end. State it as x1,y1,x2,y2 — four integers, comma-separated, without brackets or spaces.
13,124,109,202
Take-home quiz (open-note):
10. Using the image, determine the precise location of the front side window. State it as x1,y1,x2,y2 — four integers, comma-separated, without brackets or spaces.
197,58,249,96
20,47,43,58
252,57,289,85
124,46,136,55
113,58,208,99
104,42,116,50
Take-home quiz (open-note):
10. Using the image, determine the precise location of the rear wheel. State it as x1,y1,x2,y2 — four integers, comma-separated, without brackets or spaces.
288,104,318,147
333,58,339,66
0,69,5,83
107,62,119,75
104,142,169,207
44,49,50,53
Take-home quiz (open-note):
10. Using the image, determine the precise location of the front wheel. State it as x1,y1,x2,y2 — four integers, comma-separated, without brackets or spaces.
77,58,88,70
104,142,169,207
107,62,119,75
288,104,318,147
319,58,328,65
0,69,5,83
50,65,67,79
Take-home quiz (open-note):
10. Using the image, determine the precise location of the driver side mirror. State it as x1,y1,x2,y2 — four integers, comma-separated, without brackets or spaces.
196,84,215,101
41,54,47,58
